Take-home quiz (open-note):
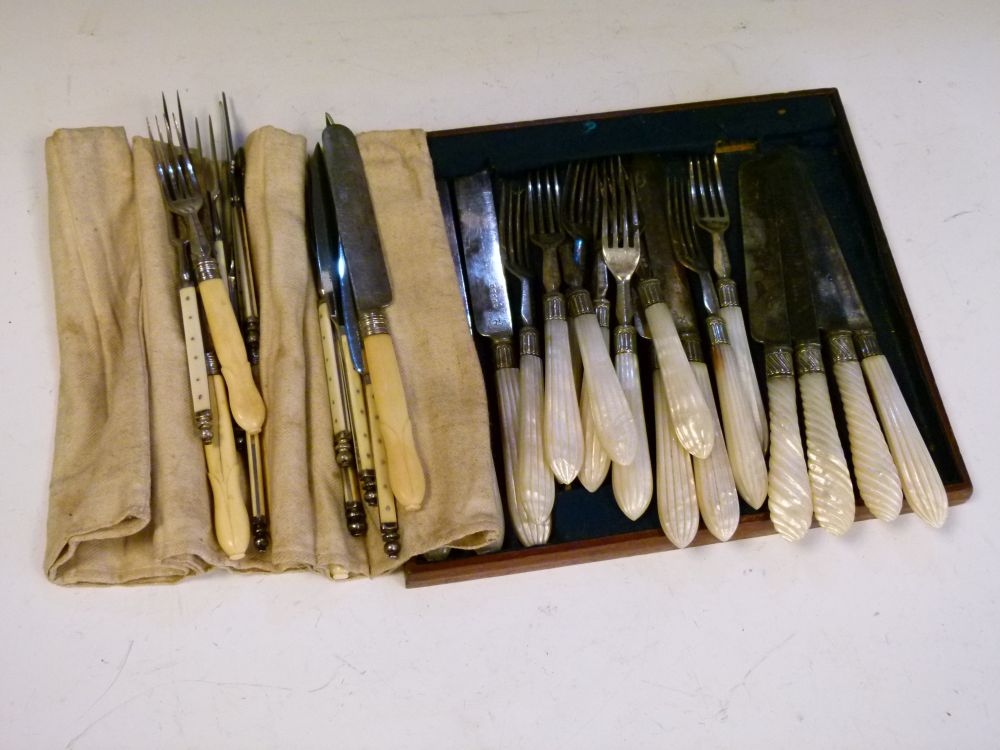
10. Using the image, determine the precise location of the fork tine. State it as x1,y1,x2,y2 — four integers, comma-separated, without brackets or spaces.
711,154,728,219
547,166,560,233
526,172,537,238
154,116,180,199
174,113,203,197
702,156,720,216
147,118,172,200
680,179,700,249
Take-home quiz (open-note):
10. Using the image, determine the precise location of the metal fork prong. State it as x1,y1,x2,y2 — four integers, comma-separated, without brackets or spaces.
680,179,700,250
547,167,560,233
702,156,721,217
526,172,537,239
174,113,203,197
711,154,729,220
147,118,172,200
513,185,525,268
175,91,190,156
690,157,706,218
154,116,180,200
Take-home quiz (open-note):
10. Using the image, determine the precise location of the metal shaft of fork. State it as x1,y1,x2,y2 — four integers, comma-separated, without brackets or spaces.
185,213,222,283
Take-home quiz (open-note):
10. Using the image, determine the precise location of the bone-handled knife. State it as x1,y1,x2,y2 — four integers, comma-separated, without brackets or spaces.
455,170,549,548
741,157,813,542
321,116,426,511
778,149,943,525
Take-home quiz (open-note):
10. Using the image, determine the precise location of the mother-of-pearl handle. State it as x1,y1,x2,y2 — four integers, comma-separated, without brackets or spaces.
707,316,768,509
857,332,948,527
690,361,740,541
765,347,813,541
578,318,612,492
718,282,768,451
611,327,653,520
653,361,699,547
543,294,584,484
515,327,555,524
828,332,902,521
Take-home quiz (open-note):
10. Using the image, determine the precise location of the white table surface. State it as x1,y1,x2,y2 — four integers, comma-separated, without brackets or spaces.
2,1,998,747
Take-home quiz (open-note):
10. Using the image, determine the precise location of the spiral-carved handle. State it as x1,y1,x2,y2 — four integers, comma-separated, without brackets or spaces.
578,375,611,492
543,300,584,484
861,353,948,527
719,302,767,451
690,361,740,541
611,335,653,520
654,368,699,548
516,331,555,524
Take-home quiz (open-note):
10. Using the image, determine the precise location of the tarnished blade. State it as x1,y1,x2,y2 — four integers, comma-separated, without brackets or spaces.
436,178,472,335
306,145,338,306
453,171,513,341
740,154,791,345
321,119,392,311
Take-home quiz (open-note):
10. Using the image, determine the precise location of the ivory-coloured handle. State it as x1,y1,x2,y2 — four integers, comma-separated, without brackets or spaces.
497,367,550,547
645,302,714,459
690,361,740,541
516,352,555,524
340,334,374,473
317,303,347,434
654,369,698,548
799,370,855,535
246,430,267,522
572,313,637,465
544,315,584,484
362,376,397,526
179,287,212,417
711,336,768,508
832,358,902,521
204,374,251,560
611,349,653,520
862,353,948,527
363,331,426,510
766,375,813,541
578,375,611,492
198,276,265,433
720,304,767,451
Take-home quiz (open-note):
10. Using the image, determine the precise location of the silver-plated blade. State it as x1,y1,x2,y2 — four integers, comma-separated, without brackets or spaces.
338,240,366,375
740,154,791,345
775,148,873,331
321,119,392,312
307,145,338,304
453,170,513,341
630,154,698,333
436,178,473,335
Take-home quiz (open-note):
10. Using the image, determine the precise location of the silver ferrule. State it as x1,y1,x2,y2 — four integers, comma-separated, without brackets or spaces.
493,338,515,370
566,288,595,318
637,278,663,308
195,409,213,445
717,277,739,308
359,310,389,337
854,329,881,359
204,350,220,376
519,326,541,357
595,298,610,328
614,325,636,354
705,315,730,346
828,331,858,363
543,292,567,321
795,341,825,374
680,330,704,363
765,346,795,378
334,430,356,469
195,255,221,282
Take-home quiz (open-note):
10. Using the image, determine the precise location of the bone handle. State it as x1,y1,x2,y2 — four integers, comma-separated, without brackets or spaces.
611,332,653,521
543,301,584,484
690,361,740,542
654,365,699,548
340,335,376,504
178,286,212,438
204,374,251,560
362,376,402,558
515,334,555,524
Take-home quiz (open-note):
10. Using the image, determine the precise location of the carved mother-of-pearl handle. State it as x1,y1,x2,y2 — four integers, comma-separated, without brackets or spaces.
857,333,948,528
828,332,902,521
516,328,555,524
204,373,251,560
690,361,740,541
497,364,550,547
198,276,265,433
543,294,584,484
796,344,855,535
578,319,611,492
638,284,714,459
568,293,637,466
706,316,768,509
611,328,653,520
653,363,699,548
765,348,813,541
718,282,767,451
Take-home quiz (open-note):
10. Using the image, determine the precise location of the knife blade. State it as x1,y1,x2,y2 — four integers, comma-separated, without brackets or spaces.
741,154,813,540
775,147,945,527
436,178,473,336
321,116,425,510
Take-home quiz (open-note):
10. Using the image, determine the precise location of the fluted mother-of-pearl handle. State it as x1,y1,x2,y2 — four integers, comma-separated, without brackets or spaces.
543,295,584,484
690,361,740,541
765,348,813,541
719,299,768,452
578,320,611,492
707,317,768,509
653,366,699,547
516,329,555,524
204,373,251,560
497,365,551,547
828,333,902,521
572,312,637,466
611,330,653,520
644,302,715,459
860,348,948,528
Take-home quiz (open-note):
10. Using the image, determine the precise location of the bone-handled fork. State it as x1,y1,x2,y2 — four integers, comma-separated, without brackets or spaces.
690,155,768,452
527,168,584,485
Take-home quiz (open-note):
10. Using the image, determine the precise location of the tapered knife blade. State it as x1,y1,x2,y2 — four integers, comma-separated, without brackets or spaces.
306,145,339,306
436,178,473,335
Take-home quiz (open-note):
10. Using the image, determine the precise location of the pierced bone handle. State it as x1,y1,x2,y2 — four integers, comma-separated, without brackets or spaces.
719,301,767,451
690,361,740,541
178,286,212,441
362,376,402,558
611,335,653,520
654,367,699,548
204,373,251,560
340,334,377,505
543,302,584,484
516,331,555,524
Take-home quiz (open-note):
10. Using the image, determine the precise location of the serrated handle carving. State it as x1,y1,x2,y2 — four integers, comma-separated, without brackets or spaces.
690,361,740,541
516,350,555,524
611,347,653,520
578,374,611,492
798,370,855,535
497,366,550,547
205,373,251,560
572,313,637,466
765,365,813,541
544,315,584,484
654,370,699,547
831,357,902,521
645,302,715,459
719,304,767,452
862,353,948,527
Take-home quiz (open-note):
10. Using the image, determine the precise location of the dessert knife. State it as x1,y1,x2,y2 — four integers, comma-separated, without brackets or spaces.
321,116,426,511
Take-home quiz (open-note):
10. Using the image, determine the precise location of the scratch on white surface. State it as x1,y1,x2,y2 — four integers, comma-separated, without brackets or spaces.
81,640,134,715
943,210,977,222
717,633,796,717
